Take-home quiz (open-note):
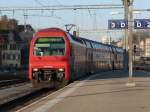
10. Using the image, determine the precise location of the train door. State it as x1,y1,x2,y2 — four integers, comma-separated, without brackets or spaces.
85,48,89,74
113,48,118,69
110,46,115,70
82,40,88,75
69,42,75,81
86,41,93,74
108,46,113,70
88,48,93,74
71,43,79,79
90,42,94,74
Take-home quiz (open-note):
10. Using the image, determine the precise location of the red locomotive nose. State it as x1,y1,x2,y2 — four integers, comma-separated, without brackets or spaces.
29,28,71,86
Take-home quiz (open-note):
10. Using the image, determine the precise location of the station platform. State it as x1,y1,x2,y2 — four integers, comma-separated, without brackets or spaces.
17,70,150,112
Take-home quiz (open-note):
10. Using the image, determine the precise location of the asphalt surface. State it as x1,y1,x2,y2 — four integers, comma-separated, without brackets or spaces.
13,70,150,112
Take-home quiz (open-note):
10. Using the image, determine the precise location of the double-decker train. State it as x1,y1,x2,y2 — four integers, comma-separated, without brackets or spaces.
29,28,124,88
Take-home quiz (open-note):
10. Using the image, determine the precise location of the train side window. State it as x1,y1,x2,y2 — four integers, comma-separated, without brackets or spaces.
70,35,84,44
2,53,5,60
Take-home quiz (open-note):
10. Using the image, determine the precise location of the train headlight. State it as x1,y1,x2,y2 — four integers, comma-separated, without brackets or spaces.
33,68,38,71
58,68,64,72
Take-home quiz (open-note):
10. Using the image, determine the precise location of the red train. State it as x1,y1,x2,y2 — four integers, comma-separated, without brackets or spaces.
29,28,124,88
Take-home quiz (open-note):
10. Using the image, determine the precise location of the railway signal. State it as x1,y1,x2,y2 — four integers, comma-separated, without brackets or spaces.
133,45,136,53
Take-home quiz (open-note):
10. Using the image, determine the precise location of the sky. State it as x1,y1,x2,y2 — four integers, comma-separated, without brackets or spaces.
0,0,150,41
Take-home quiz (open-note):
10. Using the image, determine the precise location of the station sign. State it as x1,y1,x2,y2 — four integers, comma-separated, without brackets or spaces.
108,19,150,29
108,19,128,29
134,19,150,29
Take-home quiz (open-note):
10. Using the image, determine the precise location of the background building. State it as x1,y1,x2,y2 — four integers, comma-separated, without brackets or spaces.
111,30,150,66
0,15,34,70
145,38,150,57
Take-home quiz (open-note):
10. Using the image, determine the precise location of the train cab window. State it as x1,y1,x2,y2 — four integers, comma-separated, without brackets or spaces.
33,37,65,56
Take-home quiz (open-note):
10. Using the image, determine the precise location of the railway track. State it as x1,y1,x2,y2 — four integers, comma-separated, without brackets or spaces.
0,79,28,89
134,65,150,72
0,70,149,111
0,87,55,112
0,80,61,112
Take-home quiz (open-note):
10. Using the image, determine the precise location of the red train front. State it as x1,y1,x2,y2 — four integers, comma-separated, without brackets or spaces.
29,28,70,88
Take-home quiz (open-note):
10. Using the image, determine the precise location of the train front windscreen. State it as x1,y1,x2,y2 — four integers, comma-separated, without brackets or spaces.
33,37,65,56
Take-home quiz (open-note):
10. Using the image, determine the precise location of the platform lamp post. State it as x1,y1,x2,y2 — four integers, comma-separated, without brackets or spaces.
122,0,136,86
122,0,129,51
122,0,129,73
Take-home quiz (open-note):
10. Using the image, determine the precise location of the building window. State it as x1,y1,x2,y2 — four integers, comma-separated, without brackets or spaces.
10,44,12,50
13,44,16,50
0,44,3,50
6,54,10,60
10,44,16,50
2,54,5,59
16,55,19,60
3,44,7,50
13,54,16,60
10,54,13,60
18,55,21,60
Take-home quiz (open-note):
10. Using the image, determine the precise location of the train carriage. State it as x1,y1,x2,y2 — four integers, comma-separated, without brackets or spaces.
80,38,93,75
29,27,124,88
29,28,71,87
67,34,87,80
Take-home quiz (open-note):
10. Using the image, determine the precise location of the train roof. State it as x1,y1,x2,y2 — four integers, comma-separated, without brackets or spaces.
108,44,124,49
37,27,65,33
36,27,124,51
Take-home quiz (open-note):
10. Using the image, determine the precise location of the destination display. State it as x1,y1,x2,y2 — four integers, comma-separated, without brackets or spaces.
37,37,64,43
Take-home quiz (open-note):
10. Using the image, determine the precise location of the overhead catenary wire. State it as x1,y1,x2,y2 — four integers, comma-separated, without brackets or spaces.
0,4,125,42
34,0,45,7
55,0,62,6
0,4,123,11
0,4,123,25
37,0,66,21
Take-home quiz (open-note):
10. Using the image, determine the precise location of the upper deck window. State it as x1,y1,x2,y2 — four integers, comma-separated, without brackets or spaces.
33,37,65,56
